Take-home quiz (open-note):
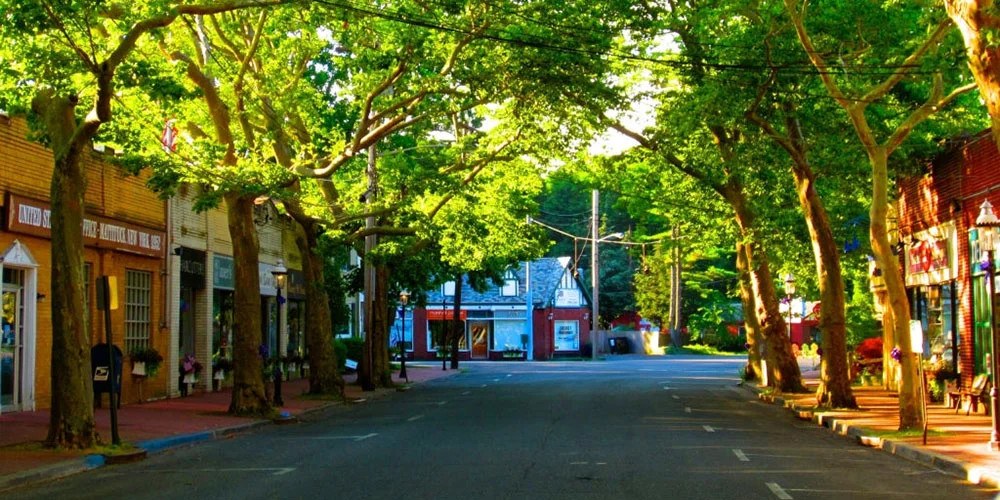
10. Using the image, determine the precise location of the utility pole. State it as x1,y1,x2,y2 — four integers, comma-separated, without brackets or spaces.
591,189,599,361
361,143,377,391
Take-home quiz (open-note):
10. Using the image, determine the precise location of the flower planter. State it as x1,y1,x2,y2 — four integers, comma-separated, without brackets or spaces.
214,369,226,381
183,373,196,384
132,361,146,377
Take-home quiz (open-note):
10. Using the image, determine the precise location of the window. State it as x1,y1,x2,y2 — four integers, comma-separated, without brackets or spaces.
391,310,413,351
500,270,518,297
554,320,580,351
125,269,152,353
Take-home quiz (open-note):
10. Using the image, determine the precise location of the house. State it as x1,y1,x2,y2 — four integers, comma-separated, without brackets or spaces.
400,257,591,361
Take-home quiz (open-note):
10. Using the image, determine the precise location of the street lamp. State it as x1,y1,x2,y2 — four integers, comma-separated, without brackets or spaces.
784,273,796,339
271,259,288,407
591,230,624,361
976,200,1000,451
399,289,409,383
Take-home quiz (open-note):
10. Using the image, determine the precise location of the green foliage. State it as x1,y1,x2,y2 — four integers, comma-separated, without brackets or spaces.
332,338,349,371
339,337,364,368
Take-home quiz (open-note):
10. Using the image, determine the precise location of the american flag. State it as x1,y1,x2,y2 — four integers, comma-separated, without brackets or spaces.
160,118,178,152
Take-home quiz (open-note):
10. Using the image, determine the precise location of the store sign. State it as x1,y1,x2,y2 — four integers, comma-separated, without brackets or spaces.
180,248,206,289
5,193,165,258
287,270,306,300
259,263,278,296
904,223,957,287
213,255,235,290
554,288,581,307
426,309,468,321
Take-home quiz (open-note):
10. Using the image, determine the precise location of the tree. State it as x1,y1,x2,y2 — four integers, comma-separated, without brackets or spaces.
946,1,1000,151
0,0,282,447
784,0,977,429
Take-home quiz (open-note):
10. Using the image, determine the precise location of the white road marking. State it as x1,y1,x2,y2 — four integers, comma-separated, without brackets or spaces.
437,401,447,406
306,433,377,442
684,407,691,413
662,386,671,390
480,384,488,388
492,378,500,382
596,462,607,465
407,415,424,422
733,449,749,462
703,425,715,433
672,395,680,400
506,374,512,377
766,482,793,499
570,461,588,465
461,391,471,396
151,468,295,476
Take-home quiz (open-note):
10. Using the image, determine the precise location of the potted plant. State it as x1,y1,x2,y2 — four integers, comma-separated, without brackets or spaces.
130,347,163,378
180,353,203,384
502,345,524,360
213,355,233,381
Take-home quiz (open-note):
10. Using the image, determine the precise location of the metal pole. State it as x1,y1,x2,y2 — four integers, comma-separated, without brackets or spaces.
104,290,120,445
399,302,408,382
274,287,284,407
989,247,1000,450
787,294,793,338
591,189,599,361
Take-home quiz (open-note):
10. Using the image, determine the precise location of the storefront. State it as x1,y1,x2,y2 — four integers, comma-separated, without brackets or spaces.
178,248,206,364
904,222,960,370
286,270,306,358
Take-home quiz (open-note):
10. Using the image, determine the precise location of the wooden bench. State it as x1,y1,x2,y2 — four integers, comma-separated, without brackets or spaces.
948,374,990,416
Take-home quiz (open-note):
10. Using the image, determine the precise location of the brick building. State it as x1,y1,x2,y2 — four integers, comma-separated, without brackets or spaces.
897,130,1000,386
1,115,168,411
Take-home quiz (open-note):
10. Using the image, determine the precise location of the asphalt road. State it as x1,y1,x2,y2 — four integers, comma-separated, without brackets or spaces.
12,356,994,499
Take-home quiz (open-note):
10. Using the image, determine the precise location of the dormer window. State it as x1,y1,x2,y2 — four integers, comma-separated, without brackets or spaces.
500,270,518,296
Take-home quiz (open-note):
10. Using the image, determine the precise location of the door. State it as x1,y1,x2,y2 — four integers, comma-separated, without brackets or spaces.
470,322,489,359
2,284,23,411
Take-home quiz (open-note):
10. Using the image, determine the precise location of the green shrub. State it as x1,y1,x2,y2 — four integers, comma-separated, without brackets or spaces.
340,336,364,365
333,338,348,370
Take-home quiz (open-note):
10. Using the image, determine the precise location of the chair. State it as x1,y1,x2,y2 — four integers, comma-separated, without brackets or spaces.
949,374,990,416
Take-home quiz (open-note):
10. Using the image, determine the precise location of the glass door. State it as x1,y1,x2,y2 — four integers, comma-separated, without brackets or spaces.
2,284,23,411
470,322,489,359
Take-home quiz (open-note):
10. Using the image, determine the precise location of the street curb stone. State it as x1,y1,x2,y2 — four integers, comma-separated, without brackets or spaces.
745,384,1000,488
0,454,104,492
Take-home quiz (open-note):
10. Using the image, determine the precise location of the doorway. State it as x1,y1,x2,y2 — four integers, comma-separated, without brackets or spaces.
2,278,24,411
470,321,490,360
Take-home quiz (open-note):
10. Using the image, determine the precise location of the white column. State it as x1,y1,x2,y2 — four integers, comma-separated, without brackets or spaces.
168,251,182,397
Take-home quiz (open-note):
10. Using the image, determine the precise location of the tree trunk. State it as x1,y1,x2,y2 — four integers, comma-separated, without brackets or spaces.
226,194,270,415
737,242,764,382
38,94,97,448
293,221,344,397
946,1,1000,154
374,264,392,387
730,192,805,393
669,226,684,348
791,165,856,408
869,149,921,429
450,273,463,369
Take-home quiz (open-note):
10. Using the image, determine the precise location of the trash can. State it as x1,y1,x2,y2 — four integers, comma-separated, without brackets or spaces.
608,337,630,354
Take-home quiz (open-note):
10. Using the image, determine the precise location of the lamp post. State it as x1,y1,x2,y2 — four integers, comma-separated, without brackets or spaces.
271,259,288,407
784,273,796,339
976,200,1000,451
399,289,409,382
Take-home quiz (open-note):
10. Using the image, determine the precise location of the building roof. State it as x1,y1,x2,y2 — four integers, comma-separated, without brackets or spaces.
425,257,586,308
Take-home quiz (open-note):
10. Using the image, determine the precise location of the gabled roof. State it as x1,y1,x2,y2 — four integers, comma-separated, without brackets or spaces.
425,257,586,307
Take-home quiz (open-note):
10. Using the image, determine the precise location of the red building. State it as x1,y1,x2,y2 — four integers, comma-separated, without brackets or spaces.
896,130,1000,386
398,257,592,361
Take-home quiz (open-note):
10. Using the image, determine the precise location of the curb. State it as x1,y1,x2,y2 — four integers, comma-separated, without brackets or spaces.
741,383,1000,489
0,455,104,492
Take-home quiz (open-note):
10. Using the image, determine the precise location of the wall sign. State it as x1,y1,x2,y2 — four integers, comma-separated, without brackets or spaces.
213,255,234,290
179,248,206,290
904,222,957,287
426,309,468,321
554,288,582,307
5,193,165,258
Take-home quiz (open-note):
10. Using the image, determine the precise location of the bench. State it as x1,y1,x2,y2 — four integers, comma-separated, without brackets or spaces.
948,374,990,416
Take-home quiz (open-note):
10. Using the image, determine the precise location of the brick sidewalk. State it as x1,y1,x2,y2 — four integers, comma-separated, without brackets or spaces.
0,363,456,483
755,377,1000,488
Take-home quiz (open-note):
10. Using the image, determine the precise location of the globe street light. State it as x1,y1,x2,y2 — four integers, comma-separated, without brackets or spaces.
399,289,409,383
271,259,288,407
784,273,796,339
976,200,1000,451
591,229,624,361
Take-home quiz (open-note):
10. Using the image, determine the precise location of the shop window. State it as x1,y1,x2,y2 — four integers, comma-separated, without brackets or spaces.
500,271,518,297
124,269,152,353
391,310,412,351
554,320,580,351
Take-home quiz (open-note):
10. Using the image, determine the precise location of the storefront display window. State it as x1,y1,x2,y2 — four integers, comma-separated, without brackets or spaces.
554,320,579,351
212,290,234,358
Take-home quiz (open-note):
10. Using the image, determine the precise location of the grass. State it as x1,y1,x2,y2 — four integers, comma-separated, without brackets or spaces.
862,428,950,439
666,344,744,356
2,441,139,455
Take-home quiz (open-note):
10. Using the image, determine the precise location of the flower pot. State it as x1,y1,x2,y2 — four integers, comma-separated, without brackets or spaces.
214,369,226,381
183,373,196,384
132,362,146,377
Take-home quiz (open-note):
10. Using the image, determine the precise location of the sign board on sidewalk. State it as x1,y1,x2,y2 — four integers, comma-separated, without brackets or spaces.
909,320,924,354
344,359,358,370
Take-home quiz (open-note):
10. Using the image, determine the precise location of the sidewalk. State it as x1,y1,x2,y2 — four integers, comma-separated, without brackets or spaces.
749,367,1000,489
0,363,456,490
